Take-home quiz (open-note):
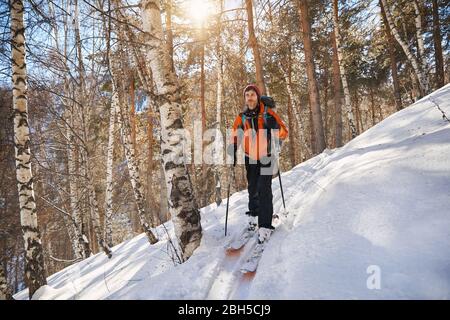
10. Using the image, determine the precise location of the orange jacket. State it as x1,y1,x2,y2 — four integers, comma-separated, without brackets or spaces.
231,102,288,160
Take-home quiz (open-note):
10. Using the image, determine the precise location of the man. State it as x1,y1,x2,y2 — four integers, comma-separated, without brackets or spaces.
227,84,288,245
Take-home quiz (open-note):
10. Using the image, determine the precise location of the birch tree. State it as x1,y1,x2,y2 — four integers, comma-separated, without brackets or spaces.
140,0,202,261
380,0,430,96
412,0,427,73
213,0,224,206
10,0,47,298
48,0,91,260
379,0,403,111
332,0,357,139
107,8,158,244
0,265,12,300
104,91,117,247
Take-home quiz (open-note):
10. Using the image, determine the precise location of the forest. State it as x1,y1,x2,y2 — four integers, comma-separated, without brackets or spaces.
0,0,448,299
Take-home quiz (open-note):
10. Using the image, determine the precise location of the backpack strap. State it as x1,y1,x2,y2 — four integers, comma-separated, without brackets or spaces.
241,113,246,129
259,105,271,129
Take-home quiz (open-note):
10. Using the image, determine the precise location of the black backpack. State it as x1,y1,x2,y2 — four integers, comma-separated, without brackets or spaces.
261,95,276,109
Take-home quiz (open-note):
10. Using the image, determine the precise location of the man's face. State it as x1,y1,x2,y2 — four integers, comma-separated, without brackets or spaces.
245,90,258,110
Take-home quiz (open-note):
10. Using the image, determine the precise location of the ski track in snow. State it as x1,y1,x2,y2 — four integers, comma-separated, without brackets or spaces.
205,238,257,299
205,154,331,300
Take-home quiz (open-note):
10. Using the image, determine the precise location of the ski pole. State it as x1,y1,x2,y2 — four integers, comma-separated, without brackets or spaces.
278,167,286,211
225,154,236,236
275,141,287,214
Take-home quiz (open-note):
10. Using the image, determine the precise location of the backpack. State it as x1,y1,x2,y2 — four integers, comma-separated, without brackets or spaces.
241,95,276,129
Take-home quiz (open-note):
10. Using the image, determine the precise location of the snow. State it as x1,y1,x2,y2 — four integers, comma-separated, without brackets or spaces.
14,84,450,300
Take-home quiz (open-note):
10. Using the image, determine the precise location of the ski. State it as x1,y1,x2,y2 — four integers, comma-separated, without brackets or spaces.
224,226,256,252
240,238,270,273
240,211,287,273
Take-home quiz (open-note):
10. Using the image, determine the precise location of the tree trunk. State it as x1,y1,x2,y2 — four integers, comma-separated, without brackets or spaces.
64,122,88,259
370,87,376,126
245,0,267,94
159,164,170,222
297,0,326,154
141,0,202,261
165,0,175,73
0,264,13,300
129,71,137,152
214,0,224,206
353,91,363,134
74,0,111,259
413,0,427,74
147,101,157,221
85,159,112,258
432,0,445,89
286,58,297,167
332,0,357,140
280,60,309,161
10,0,47,298
331,30,343,147
380,0,429,96
200,25,207,208
109,48,158,243
49,0,90,260
379,0,403,111
104,92,117,247
322,63,330,144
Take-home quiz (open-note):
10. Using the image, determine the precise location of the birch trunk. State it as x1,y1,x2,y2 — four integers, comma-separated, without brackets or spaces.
379,0,403,111
279,61,309,160
104,92,117,247
49,0,90,260
141,0,202,261
109,55,158,244
72,0,111,258
214,0,224,206
332,0,357,139
85,159,112,258
413,0,427,73
331,30,343,147
66,115,91,259
380,0,429,96
0,264,12,300
10,0,47,298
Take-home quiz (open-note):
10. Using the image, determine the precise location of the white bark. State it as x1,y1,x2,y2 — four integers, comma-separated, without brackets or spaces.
380,0,429,95
332,0,357,139
109,48,158,244
85,159,112,258
279,62,310,158
66,114,91,259
10,0,47,299
70,0,111,258
214,0,224,206
0,265,12,300
49,0,90,260
413,0,427,72
104,93,117,247
141,0,202,261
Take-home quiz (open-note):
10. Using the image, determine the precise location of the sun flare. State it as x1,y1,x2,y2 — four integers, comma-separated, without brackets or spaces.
186,0,212,23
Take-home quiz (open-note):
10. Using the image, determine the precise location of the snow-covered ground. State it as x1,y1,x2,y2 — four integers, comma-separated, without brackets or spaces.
15,84,450,300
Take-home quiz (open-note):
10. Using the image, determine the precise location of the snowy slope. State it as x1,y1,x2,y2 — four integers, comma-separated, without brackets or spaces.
15,84,450,300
